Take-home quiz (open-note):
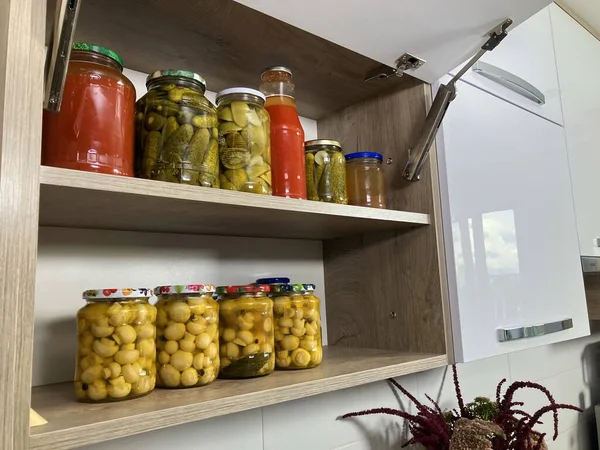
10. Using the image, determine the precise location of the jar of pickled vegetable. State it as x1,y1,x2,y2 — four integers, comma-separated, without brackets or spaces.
345,152,388,209
135,70,219,187
305,140,348,204
216,88,272,195
75,288,156,403
154,284,219,388
216,285,275,378
272,284,323,369
43,43,136,176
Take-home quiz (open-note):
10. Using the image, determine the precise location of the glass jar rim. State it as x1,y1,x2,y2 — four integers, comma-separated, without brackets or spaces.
216,87,266,105
305,140,342,152
146,69,206,92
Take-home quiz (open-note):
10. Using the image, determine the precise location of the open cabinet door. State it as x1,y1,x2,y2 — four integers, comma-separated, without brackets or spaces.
236,0,551,82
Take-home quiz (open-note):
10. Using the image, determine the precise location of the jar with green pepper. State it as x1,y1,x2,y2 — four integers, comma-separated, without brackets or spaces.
305,140,348,204
216,88,272,195
135,69,219,187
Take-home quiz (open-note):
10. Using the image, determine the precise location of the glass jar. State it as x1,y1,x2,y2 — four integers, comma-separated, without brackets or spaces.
259,66,306,199
75,288,156,403
216,285,275,378
135,69,219,187
345,152,388,208
154,284,219,388
305,140,348,204
216,88,272,195
42,43,136,176
272,284,323,369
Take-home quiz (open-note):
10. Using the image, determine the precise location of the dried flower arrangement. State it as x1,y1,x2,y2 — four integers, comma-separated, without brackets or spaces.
341,365,581,450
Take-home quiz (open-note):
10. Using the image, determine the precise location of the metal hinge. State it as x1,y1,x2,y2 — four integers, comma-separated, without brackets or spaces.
44,0,81,111
403,18,513,181
364,52,426,82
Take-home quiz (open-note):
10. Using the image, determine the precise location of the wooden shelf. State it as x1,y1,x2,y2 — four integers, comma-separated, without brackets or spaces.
30,347,447,449
44,0,415,120
39,166,430,239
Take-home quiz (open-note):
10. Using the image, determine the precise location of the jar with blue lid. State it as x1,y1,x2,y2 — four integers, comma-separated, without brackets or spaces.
345,152,387,209
271,283,322,369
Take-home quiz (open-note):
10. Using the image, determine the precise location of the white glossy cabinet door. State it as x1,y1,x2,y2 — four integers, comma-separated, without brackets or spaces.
235,0,551,83
450,7,563,125
551,5,600,257
438,79,589,362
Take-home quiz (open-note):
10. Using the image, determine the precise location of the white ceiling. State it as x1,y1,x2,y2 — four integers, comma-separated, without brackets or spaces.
558,0,600,38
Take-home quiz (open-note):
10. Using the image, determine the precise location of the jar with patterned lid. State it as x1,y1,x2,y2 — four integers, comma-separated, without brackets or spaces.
154,284,219,388
216,284,274,378
271,284,323,369
75,288,156,403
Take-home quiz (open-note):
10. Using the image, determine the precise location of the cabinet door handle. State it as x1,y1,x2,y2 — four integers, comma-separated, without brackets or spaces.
472,61,546,105
497,318,573,342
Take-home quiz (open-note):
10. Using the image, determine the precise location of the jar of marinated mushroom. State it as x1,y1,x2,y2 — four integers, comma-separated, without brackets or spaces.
154,284,219,388
305,140,348,204
135,69,219,187
216,88,271,195
272,284,323,369
75,288,156,403
216,284,275,378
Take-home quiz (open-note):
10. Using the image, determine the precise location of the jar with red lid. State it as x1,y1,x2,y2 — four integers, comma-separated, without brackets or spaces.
154,284,219,388
216,284,274,378
42,43,136,176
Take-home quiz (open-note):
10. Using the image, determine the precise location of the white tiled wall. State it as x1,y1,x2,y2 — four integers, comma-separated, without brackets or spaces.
83,330,600,450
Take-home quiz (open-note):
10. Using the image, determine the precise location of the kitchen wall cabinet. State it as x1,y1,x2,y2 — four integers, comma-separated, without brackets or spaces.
550,4,600,258
236,0,551,83
0,0,558,448
450,7,563,125
437,78,589,362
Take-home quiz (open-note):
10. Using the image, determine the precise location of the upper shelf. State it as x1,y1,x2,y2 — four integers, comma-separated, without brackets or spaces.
39,166,429,239
45,0,414,120
30,347,447,450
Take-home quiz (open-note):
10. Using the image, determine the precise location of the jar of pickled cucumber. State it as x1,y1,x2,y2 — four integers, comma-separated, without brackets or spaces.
216,284,275,378
272,284,323,369
305,140,348,204
216,88,272,195
154,284,219,388
75,288,156,403
135,69,219,187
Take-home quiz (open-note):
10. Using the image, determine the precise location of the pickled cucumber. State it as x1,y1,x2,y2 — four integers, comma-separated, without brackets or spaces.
135,81,220,187
305,152,319,201
217,99,271,194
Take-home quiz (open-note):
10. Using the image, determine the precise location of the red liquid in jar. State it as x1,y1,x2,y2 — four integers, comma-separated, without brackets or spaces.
265,96,306,199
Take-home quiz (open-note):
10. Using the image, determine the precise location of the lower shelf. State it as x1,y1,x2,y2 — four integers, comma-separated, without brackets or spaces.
30,347,447,449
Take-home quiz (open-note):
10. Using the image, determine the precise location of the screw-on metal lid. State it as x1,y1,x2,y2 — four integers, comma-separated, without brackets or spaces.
72,42,124,67
345,152,383,161
216,284,270,295
82,288,152,301
261,66,293,77
155,284,216,295
216,87,266,105
305,140,342,151
146,69,206,91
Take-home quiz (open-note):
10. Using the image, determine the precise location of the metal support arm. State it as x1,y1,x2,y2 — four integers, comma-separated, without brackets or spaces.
402,18,513,181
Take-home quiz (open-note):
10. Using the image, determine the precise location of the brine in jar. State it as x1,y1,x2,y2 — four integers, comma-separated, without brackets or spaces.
75,288,156,403
217,285,275,378
345,152,387,208
154,284,219,388
216,88,272,194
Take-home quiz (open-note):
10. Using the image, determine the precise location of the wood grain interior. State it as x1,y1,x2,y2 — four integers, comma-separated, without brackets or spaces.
584,273,600,320
0,0,46,448
44,0,416,119
319,82,449,355
30,347,447,449
39,166,430,239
